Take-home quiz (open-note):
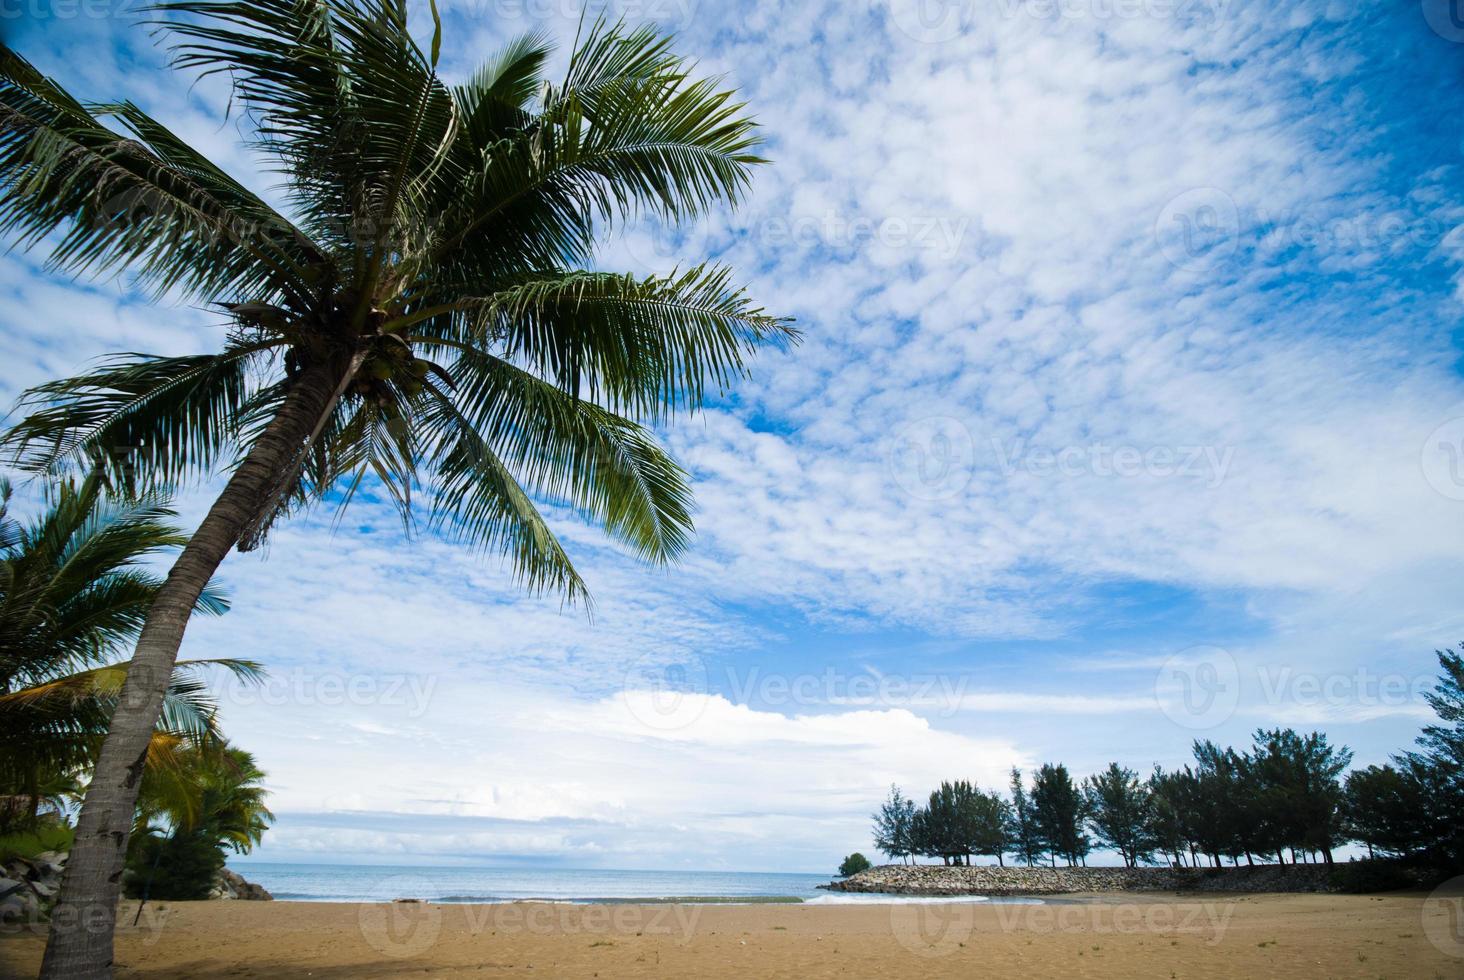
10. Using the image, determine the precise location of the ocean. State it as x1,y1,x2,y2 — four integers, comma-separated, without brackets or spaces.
227,863,1027,905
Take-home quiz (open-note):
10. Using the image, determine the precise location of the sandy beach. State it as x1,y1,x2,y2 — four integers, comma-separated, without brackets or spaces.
2,892,1458,979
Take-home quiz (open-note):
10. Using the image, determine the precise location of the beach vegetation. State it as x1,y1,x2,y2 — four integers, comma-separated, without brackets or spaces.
124,744,273,901
0,474,260,831
871,649,1463,875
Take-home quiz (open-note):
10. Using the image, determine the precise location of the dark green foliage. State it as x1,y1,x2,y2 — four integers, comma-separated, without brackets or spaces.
1083,763,1153,868
1008,768,1041,867
1249,728,1352,864
1326,859,1421,894
871,784,916,864
1031,763,1090,867
870,648,1461,876
1342,765,1424,860
124,830,224,901
0,822,72,862
1393,648,1464,869
838,852,871,877
0,474,255,823
907,780,1014,866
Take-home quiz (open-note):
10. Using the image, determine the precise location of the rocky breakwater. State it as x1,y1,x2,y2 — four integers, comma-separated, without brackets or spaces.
819,864,1342,896
0,850,65,923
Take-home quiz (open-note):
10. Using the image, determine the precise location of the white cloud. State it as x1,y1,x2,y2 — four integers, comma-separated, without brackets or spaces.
2,0,1460,869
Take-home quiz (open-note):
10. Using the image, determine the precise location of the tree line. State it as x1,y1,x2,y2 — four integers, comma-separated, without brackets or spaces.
871,648,1463,872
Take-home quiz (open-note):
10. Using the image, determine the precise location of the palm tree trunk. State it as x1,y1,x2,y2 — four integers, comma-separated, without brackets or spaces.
39,360,345,980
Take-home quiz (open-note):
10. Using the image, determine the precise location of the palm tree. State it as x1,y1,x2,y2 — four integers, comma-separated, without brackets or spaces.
133,743,273,852
0,475,260,828
0,4,792,974
127,744,273,902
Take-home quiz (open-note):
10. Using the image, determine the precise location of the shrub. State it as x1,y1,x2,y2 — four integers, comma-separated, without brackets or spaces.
839,852,872,877
124,831,225,901
0,823,73,862
1327,859,1420,894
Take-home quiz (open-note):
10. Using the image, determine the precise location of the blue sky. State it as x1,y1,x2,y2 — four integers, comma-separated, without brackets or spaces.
5,0,1464,872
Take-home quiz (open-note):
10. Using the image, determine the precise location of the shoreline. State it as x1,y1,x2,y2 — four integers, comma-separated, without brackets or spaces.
2,892,1452,978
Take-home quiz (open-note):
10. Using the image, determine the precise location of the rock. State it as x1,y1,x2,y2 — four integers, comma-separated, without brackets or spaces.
818,863,1351,897
211,868,273,901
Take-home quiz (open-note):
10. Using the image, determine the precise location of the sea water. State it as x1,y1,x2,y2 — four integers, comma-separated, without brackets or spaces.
227,863,1031,905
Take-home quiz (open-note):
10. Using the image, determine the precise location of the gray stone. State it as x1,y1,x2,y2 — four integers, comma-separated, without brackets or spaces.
819,863,1350,896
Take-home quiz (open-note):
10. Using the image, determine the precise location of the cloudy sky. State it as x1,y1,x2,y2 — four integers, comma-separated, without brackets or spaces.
5,0,1464,872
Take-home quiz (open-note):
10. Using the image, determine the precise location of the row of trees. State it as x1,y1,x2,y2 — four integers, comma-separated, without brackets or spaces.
872,649,1464,871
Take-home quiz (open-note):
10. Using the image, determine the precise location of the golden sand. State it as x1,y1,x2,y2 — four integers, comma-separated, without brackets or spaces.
2,891,1460,978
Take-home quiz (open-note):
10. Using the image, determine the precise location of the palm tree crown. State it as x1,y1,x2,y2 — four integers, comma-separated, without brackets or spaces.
1,8,792,973
1,4,794,600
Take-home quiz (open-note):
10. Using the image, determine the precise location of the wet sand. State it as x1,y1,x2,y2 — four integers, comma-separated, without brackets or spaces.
1,891,1459,978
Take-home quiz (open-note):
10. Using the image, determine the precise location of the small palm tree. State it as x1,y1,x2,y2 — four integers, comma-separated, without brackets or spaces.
127,744,273,902
0,475,259,828
134,743,273,852
0,3,792,975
